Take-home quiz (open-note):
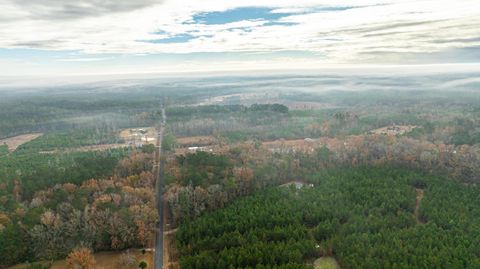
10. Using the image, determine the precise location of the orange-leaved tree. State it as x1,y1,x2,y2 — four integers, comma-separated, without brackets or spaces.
66,248,96,269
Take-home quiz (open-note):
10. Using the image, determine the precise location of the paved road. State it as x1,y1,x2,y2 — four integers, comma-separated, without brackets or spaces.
154,107,166,269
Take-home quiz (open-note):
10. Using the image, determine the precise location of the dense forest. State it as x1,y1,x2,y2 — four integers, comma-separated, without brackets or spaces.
177,167,480,269
0,148,158,267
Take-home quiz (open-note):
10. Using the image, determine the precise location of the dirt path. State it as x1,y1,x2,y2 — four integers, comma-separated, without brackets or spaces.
163,195,179,269
414,188,425,224
164,229,179,269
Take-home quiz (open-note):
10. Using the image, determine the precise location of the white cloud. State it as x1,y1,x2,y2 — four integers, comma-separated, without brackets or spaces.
56,57,112,62
0,0,479,67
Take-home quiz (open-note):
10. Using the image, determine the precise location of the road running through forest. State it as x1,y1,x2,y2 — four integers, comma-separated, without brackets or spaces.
154,107,166,269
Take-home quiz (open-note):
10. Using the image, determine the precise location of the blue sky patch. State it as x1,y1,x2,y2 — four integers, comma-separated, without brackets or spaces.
141,34,195,44
192,7,294,25
190,6,360,26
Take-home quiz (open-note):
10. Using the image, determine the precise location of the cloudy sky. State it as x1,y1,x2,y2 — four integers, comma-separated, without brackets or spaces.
1,0,479,76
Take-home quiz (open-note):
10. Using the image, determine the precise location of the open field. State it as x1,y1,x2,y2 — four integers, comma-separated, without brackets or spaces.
8,250,153,269
368,125,418,136
176,135,217,146
263,138,318,153
174,135,220,156
0,133,43,152
120,127,156,146
314,257,341,269
38,143,129,154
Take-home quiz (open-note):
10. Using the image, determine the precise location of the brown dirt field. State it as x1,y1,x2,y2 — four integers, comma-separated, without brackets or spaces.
8,250,153,269
176,135,217,146
368,125,418,136
0,133,43,152
119,127,156,145
262,138,323,153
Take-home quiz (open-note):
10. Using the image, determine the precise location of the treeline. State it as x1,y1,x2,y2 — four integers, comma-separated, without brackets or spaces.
167,104,288,118
0,150,158,267
177,167,480,269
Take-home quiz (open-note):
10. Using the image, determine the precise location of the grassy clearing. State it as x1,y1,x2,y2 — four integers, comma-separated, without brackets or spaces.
314,257,341,269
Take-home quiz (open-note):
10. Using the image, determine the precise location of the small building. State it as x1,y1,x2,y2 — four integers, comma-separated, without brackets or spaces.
280,181,314,190
187,146,209,153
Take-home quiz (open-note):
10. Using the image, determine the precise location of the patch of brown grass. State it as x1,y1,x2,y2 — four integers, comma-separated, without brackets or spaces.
0,133,43,152
176,136,217,146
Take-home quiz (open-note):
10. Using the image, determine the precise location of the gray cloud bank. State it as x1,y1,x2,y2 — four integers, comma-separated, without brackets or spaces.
12,0,163,20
